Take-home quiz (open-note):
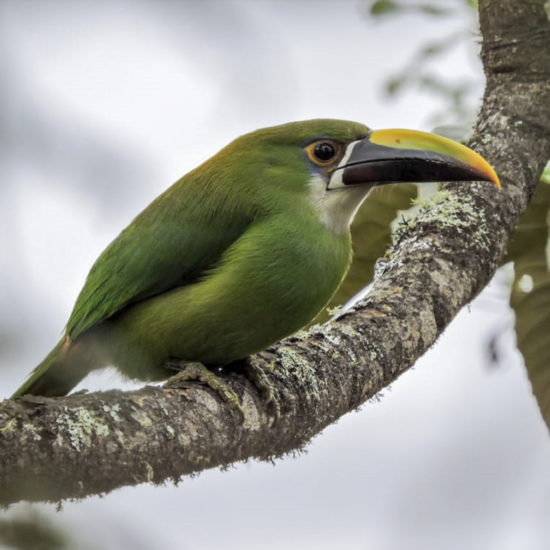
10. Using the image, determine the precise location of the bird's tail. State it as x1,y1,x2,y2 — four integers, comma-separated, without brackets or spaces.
11,337,92,398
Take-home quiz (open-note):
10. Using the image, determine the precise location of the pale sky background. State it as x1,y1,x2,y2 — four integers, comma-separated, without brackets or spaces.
1,1,549,549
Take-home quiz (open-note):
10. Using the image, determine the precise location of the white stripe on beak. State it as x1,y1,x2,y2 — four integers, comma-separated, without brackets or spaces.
328,140,360,189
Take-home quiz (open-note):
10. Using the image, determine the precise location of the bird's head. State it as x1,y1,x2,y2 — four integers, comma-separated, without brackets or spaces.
199,119,499,233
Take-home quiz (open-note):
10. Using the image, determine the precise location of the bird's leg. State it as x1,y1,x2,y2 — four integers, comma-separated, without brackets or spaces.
163,361,244,417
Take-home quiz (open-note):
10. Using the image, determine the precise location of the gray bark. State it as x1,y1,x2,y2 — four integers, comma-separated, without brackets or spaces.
1,0,550,506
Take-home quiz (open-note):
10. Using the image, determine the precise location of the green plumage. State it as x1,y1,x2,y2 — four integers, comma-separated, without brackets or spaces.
13,119,368,397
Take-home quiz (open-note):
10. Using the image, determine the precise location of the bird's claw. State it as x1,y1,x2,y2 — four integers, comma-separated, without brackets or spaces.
240,360,281,420
164,361,244,418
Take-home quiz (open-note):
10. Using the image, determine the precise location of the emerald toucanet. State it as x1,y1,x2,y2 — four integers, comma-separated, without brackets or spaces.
12,119,499,398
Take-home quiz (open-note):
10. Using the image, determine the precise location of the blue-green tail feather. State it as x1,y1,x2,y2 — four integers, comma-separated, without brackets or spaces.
11,339,88,398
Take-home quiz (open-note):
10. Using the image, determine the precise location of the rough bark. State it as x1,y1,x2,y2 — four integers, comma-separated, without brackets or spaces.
1,0,549,506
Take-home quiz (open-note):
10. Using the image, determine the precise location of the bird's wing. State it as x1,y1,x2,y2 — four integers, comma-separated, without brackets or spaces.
66,191,251,339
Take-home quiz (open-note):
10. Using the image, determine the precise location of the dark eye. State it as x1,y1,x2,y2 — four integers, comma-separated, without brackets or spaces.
313,142,336,162
305,140,340,167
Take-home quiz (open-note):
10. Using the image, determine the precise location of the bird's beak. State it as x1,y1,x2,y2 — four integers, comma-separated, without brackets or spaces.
328,128,500,190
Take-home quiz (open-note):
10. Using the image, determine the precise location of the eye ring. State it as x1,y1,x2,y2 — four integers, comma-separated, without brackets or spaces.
305,140,339,166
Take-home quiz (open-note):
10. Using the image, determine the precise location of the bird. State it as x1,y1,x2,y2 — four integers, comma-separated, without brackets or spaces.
12,119,500,399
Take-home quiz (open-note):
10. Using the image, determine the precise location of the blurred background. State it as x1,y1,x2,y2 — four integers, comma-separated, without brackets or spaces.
1,1,549,549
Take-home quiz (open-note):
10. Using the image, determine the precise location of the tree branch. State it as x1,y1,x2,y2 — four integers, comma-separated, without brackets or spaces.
1,0,550,506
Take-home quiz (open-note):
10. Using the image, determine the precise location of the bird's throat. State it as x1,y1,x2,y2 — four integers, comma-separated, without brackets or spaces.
308,174,372,234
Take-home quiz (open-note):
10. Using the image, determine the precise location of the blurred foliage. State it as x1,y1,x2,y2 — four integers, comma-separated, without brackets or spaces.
316,184,418,323
369,0,455,17
0,510,71,550
339,185,416,305
508,167,550,431
367,0,480,126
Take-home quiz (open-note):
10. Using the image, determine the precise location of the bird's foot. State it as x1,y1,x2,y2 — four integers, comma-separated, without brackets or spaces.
163,361,244,418
237,359,281,420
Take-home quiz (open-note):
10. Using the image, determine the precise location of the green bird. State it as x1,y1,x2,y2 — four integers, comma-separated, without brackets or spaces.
12,119,499,399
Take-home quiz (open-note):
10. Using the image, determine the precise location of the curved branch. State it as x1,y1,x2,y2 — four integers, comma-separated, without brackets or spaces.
1,0,550,506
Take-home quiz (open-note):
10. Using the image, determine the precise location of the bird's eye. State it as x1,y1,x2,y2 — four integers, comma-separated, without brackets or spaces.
314,142,335,161
305,140,339,167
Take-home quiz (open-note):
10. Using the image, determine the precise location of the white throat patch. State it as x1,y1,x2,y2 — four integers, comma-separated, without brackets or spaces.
308,174,373,235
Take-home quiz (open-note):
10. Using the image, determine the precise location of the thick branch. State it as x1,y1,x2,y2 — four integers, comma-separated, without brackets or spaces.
1,0,550,506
